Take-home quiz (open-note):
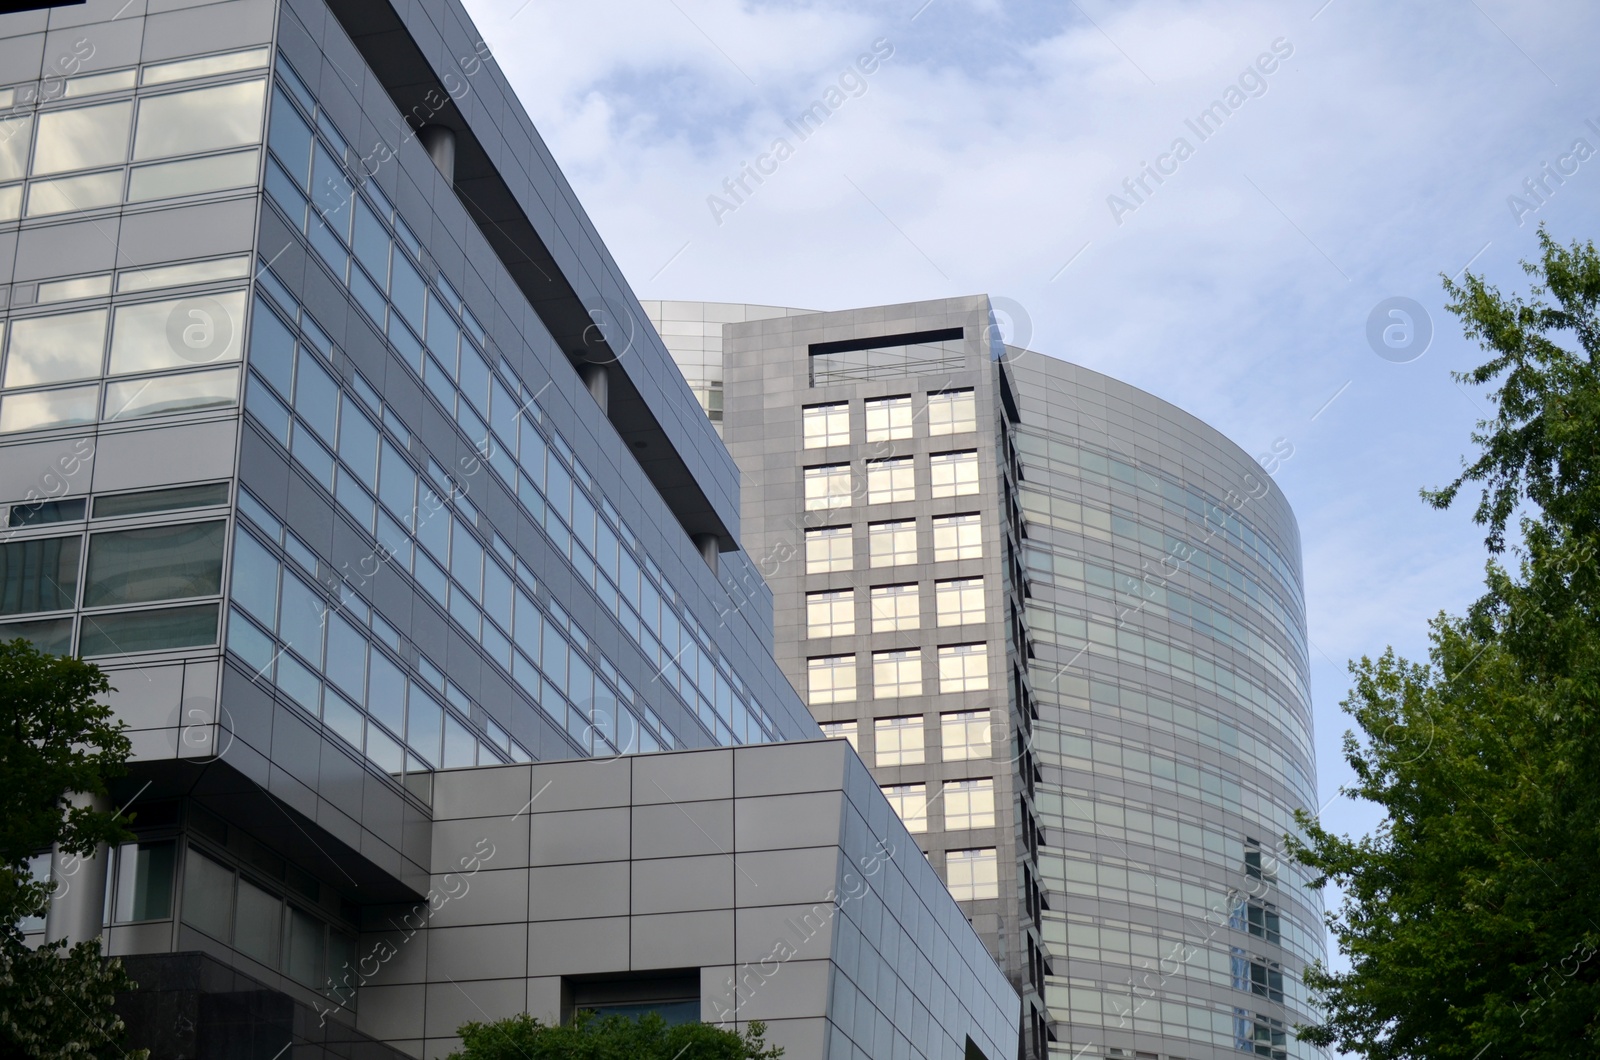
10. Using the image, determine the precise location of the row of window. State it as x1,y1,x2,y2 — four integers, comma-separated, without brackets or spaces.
880,777,996,832
806,578,985,637
819,709,994,766
803,450,980,510
808,644,989,704
801,389,977,448
803,513,982,572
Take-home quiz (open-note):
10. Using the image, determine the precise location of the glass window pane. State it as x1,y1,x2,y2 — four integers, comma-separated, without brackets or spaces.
84,521,225,607
805,525,852,573
937,642,989,692
127,148,259,202
104,366,239,420
229,531,278,624
5,309,107,386
869,583,919,632
941,710,991,762
234,877,281,966
806,654,856,705
26,170,123,215
943,778,996,830
109,291,246,374
294,348,339,443
267,88,312,187
0,116,31,181
323,690,364,749
868,520,917,567
8,498,85,528
935,577,985,627
180,848,234,941
366,650,406,734
246,301,295,397
864,395,913,442
928,389,976,435
0,616,74,654
881,783,927,833
0,534,80,616
113,840,175,922
352,195,389,285
389,252,425,333
946,848,998,901
32,102,132,174
118,255,251,294
78,602,218,656
932,513,983,561
803,464,853,510
802,402,849,448
873,648,922,698
0,385,99,433
133,80,267,160
930,451,980,498
874,715,925,767
143,47,270,86
806,588,854,638
407,688,443,766
37,274,111,302
866,457,914,504
324,612,368,698
443,713,475,768
285,905,325,987
94,482,229,519
0,184,20,222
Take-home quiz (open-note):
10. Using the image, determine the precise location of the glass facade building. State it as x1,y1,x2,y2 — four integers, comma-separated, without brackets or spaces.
647,298,1326,1060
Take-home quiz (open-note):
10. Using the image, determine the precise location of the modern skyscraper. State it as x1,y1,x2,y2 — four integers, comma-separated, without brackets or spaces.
647,297,1326,1060
0,1,1019,1057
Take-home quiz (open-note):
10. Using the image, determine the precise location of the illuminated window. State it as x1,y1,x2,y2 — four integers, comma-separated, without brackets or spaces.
874,715,924,766
937,643,988,692
928,389,977,435
932,513,983,561
864,395,912,442
946,848,998,900
868,520,917,567
802,402,849,448
873,649,922,699
805,526,852,573
882,783,928,832
866,457,914,504
930,450,979,498
806,588,855,638
804,464,853,510
935,577,985,627
941,710,992,761
942,778,995,830
869,583,919,632
807,655,856,705
819,720,858,751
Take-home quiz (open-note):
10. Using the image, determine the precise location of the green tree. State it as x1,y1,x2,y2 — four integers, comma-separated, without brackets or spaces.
1290,229,1600,1058
447,1011,784,1060
0,639,145,1059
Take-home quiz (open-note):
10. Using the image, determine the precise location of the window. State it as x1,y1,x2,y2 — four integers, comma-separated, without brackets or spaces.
95,482,230,519
79,603,218,656
133,80,267,160
806,589,854,638
27,171,122,216
5,498,85,528
868,520,917,567
109,291,247,374
866,457,914,504
1245,900,1282,944
105,366,239,420
4,309,107,387
932,513,983,561
0,535,81,615
128,148,259,201
937,643,989,692
864,395,912,441
809,329,965,386
802,403,849,448
0,116,30,181
807,655,856,705
32,101,132,174
111,840,175,922
869,583,919,632
941,710,992,761
180,848,234,940
946,848,998,900
874,715,925,766
83,521,225,607
943,778,995,830
936,578,985,627
819,720,858,751
882,783,928,832
235,877,282,966
0,386,99,433
928,389,977,435
804,464,853,510
804,526,852,573
873,648,922,699
930,450,980,497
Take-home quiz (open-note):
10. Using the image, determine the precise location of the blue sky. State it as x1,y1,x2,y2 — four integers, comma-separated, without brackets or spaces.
462,0,1600,972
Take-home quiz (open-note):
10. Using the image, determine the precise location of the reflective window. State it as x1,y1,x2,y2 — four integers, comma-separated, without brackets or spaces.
133,80,267,160
866,456,914,504
84,521,225,607
869,583,919,632
805,588,854,638
234,877,281,966
868,519,916,567
873,648,922,699
104,366,238,420
27,170,122,215
819,720,858,751
0,535,80,615
143,47,270,86
119,255,251,294
0,116,31,180
5,309,107,387
285,905,326,988
109,291,246,374
882,782,928,833
941,709,991,761
802,402,849,448
806,654,856,705
935,577,985,627
127,148,259,201
928,388,977,435
95,482,229,519
111,840,175,922
180,848,233,940
930,450,980,498
946,848,998,900
864,395,912,442
38,275,111,302
803,464,853,510
932,513,983,561
804,525,852,573
32,102,132,175
873,715,924,766
78,602,218,656
943,778,995,830
0,386,99,433
937,643,989,692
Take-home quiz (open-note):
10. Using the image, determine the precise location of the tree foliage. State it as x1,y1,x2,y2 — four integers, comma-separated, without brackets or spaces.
447,1011,784,1060
0,639,144,1059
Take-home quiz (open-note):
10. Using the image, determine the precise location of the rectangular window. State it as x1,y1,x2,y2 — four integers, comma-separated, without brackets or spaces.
6,498,86,528
882,783,928,833
803,464,853,510
873,648,922,699
118,255,250,294
133,80,267,160
0,534,80,615
104,366,239,420
930,450,980,498
937,643,989,693
180,848,234,941
801,402,849,448
84,521,225,607
869,583,919,632
285,905,326,988
864,395,912,442
109,291,247,375
873,715,924,767
127,148,259,202
928,389,977,435
234,877,281,966
804,526,852,573
941,710,991,762
943,778,995,830
935,577,985,627
32,101,132,175
4,309,107,387
807,655,856,705
867,519,917,567
932,513,983,561
946,848,998,900
0,116,31,181
819,720,858,751
78,603,218,656
27,171,122,216
805,588,855,638
0,385,99,433
112,840,175,922
809,329,965,386
866,457,914,504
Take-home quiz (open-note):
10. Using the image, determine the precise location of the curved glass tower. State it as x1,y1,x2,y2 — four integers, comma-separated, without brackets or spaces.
646,297,1325,1060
